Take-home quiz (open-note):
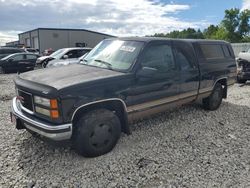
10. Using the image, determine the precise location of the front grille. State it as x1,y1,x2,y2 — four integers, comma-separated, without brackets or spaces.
18,90,33,112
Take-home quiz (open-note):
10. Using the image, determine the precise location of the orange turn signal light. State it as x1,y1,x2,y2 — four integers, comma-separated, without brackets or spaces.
50,99,58,109
50,110,59,119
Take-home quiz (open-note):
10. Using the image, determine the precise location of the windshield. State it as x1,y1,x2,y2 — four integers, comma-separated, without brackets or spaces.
1,54,13,60
81,40,144,71
50,49,66,59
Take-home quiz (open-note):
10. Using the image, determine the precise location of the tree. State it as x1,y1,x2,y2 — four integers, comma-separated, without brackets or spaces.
239,9,250,37
151,8,250,42
213,27,228,40
203,25,219,39
222,8,250,42
152,28,204,39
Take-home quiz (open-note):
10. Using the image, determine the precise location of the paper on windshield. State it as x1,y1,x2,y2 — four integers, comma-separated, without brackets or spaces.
120,46,136,52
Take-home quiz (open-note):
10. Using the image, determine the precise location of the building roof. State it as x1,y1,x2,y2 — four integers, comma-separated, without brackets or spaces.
18,28,116,37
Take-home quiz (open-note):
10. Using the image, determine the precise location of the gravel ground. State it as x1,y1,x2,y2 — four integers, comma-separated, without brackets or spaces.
0,73,250,188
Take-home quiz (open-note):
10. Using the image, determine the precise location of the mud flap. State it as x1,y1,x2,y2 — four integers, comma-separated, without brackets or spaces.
10,112,25,130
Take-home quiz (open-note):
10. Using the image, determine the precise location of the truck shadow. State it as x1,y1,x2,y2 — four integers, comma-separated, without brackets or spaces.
16,100,250,186
237,82,250,87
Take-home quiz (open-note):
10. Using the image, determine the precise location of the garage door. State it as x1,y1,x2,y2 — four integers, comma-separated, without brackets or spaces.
33,37,39,49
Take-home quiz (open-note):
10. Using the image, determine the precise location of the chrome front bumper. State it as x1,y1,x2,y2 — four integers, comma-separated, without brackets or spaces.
11,97,72,141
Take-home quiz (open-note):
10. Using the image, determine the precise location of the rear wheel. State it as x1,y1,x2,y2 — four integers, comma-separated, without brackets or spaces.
203,83,223,111
73,109,121,157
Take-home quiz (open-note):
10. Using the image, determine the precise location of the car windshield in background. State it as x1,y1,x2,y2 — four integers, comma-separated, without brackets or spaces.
1,54,13,60
82,40,144,71
50,49,66,59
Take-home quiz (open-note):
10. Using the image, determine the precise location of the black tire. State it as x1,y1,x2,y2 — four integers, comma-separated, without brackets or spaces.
73,109,121,157
203,83,223,111
237,77,247,84
42,62,46,68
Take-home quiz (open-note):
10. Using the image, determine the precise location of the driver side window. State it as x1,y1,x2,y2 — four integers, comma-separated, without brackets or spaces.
11,55,23,61
66,50,78,58
141,44,175,72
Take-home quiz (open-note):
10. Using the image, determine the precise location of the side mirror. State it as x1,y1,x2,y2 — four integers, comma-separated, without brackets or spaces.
8,58,13,62
62,55,68,59
137,67,158,78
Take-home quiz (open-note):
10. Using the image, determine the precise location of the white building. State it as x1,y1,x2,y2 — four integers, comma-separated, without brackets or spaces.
18,28,115,53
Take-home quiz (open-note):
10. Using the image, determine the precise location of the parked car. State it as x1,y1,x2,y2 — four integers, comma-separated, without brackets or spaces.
46,48,92,68
0,53,40,73
11,37,236,157
0,47,25,59
36,47,91,68
237,49,250,83
25,48,40,54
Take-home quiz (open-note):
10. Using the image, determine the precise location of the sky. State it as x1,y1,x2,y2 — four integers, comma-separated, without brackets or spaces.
0,0,249,46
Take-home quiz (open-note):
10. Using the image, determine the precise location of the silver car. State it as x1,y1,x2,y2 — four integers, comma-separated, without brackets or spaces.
36,47,92,68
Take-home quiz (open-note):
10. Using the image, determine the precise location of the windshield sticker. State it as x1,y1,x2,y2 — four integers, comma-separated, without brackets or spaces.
120,46,136,52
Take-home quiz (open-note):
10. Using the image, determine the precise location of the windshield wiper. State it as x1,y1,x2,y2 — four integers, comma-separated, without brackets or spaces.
94,59,113,69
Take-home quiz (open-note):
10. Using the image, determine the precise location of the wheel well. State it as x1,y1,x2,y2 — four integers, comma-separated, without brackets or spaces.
216,78,227,98
72,100,130,134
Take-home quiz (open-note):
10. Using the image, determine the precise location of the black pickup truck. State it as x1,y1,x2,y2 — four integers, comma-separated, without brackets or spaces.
11,37,236,157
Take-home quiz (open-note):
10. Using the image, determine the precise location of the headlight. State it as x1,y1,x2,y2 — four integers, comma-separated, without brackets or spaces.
34,96,59,118
36,59,41,64
35,106,50,116
34,96,50,107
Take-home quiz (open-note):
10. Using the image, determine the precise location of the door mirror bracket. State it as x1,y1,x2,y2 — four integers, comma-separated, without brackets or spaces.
137,66,158,78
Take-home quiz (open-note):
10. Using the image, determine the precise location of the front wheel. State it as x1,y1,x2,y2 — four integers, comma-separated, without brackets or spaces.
73,109,121,157
203,83,223,111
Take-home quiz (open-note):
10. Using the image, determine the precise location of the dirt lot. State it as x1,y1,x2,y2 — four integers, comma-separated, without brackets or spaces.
0,73,250,188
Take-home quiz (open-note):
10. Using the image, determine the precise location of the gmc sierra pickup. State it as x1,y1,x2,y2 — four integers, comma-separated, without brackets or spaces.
11,37,236,157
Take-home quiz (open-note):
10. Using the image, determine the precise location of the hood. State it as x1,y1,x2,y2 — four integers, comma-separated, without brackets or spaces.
37,56,50,61
18,64,125,90
47,59,79,68
36,56,54,64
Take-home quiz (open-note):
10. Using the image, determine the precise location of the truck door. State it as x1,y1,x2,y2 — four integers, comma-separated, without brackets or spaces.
6,54,24,72
173,41,200,101
126,41,180,112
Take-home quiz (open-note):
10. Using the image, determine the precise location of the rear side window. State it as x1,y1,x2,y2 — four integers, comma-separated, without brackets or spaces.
200,44,224,59
26,54,38,60
222,45,231,58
